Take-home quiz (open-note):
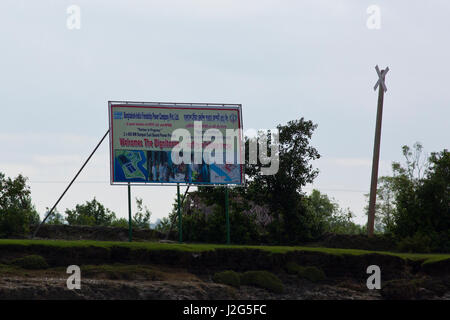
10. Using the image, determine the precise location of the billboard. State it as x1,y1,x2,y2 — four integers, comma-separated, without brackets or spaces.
108,101,244,185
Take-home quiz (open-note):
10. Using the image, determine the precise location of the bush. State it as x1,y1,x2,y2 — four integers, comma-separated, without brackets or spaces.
65,198,116,226
0,173,40,237
180,205,261,245
213,270,241,288
240,271,284,293
298,266,326,282
397,233,432,253
11,255,49,270
285,262,326,282
285,261,302,275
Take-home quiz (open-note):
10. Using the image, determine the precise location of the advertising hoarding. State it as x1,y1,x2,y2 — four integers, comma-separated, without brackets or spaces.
108,101,244,185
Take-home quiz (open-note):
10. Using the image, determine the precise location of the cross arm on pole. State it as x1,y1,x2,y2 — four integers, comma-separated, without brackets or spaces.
374,65,389,92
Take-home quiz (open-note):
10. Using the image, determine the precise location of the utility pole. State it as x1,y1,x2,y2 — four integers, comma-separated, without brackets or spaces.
368,65,389,237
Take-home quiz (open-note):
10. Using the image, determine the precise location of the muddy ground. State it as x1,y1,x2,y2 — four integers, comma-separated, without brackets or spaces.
0,261,448,300
0,266,383,300
0,238,448,300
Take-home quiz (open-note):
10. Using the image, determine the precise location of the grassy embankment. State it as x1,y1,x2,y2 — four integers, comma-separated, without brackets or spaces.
0,239,448,264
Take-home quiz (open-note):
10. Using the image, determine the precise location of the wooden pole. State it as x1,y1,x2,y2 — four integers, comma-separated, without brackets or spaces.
368,66,388,237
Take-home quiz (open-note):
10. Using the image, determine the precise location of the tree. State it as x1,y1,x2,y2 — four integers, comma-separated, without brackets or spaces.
65,198,117,226
370,143,449,251
110,217,129,228
0,172,40,237
154,217,171,233
244,118,321,243
133,197,152,228
364,176,396,233
109,198,152,229
178,189,263,244
304,189,363,235
392,148,449,250
46,208,65,225
186,118,321,244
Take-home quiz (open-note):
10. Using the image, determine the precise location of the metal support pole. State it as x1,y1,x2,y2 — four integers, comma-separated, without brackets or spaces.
128,182,132,242
177,183,182,243
225,187,230,244
165,184,190,240
368,66,388,237
32,129,110,239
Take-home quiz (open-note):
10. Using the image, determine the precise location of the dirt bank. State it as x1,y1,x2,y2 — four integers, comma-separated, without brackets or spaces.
0,240,448,299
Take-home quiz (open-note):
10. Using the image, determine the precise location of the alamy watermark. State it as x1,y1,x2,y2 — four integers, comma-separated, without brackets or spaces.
366,265,381,289
66,5,81,30
366,5,381,30
66,265,81,290
169,121,280,176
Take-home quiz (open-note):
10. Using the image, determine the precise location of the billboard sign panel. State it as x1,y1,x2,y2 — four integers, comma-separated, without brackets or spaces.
108,101,244,185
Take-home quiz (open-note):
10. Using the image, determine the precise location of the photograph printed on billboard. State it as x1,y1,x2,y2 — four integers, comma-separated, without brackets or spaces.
108,101,244,185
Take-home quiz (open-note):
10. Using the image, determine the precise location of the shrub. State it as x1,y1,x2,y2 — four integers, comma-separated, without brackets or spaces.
285,262,326,282
285,261,302,275
0,173,40,237
397,233,432,253
240,271,284,293
213,270,241,288
180,205,261,245
11,255,49,270
298,266,326,282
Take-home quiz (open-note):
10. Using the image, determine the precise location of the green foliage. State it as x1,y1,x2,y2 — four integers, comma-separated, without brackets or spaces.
396,233,432,253
364,176,397,233
304,189,364,235
45,208,65,225
11,255,49,269
179,189,261,244
243,118,321,244
240,270,284,293
110,218,129,228
0,239,448,265
373,144,450,251
0,172,40,237
133,198,152,228
173,118,321,245
285,262,326,282
64,197,152,229
297,266,326,282
213,270,241,288
285,261,302,274
154,217,171,233
65,198,116,226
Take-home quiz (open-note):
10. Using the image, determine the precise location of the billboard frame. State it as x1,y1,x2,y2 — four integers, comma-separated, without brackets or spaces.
108,101,244,187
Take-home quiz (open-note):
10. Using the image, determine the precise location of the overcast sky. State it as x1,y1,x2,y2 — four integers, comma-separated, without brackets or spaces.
0,0,449,225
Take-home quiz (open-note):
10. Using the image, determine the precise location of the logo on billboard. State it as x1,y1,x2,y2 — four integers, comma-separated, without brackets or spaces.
113,111,123,120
